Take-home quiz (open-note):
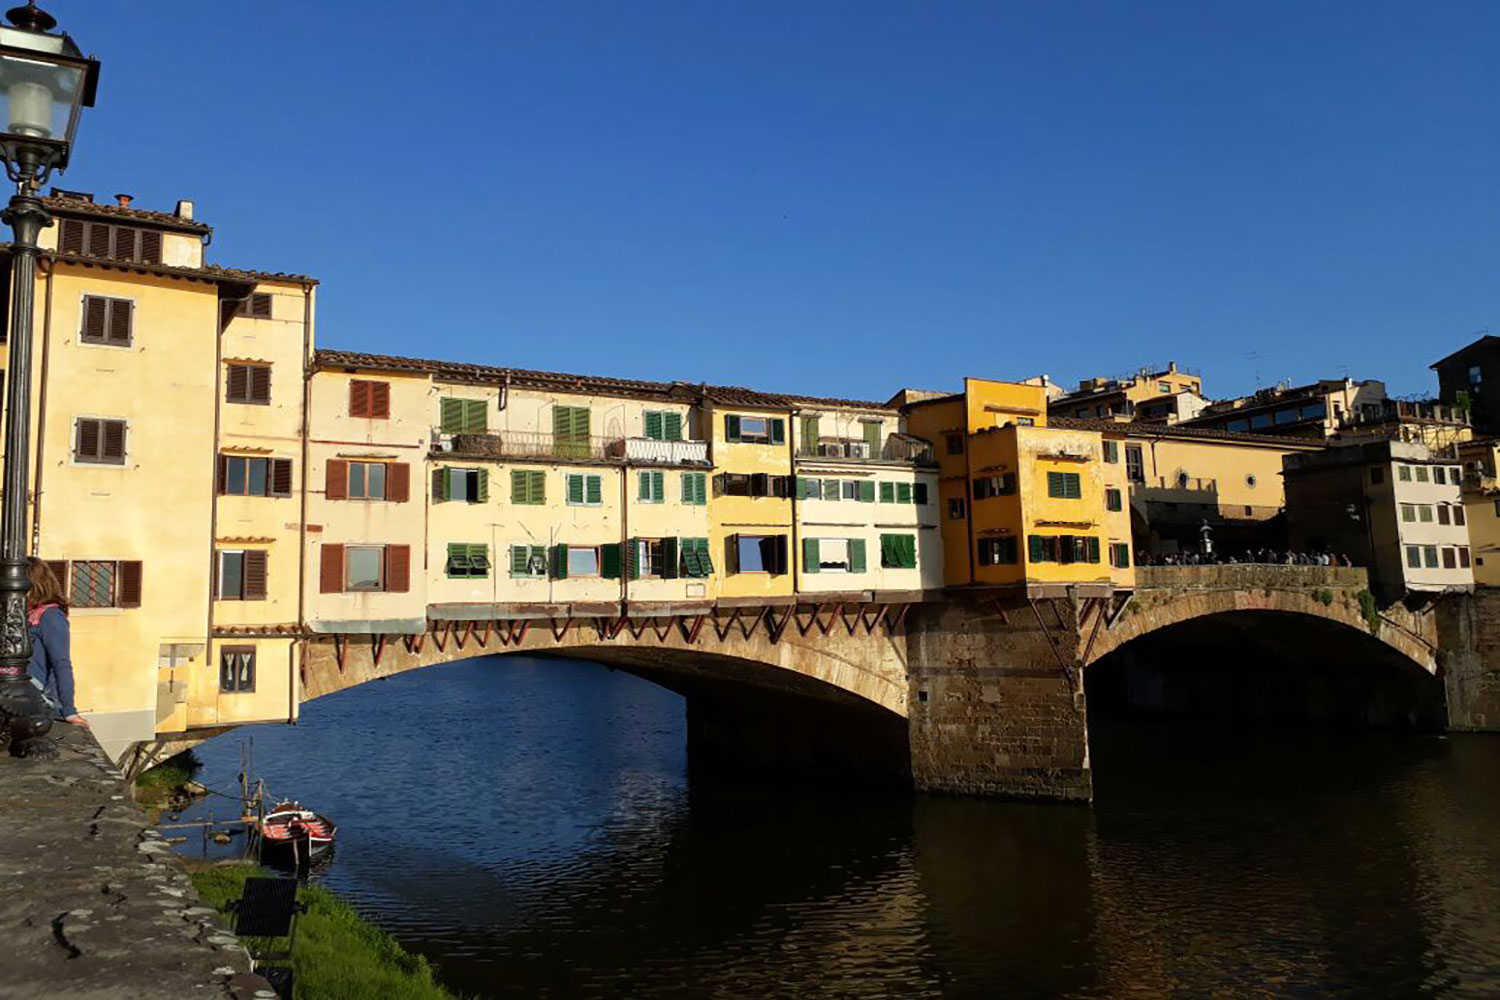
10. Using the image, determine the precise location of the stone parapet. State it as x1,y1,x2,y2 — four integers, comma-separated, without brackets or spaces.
1136,564,1370,591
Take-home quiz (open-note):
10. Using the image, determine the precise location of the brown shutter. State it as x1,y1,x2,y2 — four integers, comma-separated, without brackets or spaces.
216,454,228,494
225,365,248,402
60,219,84,254
249,365,271,403
87,223,109,257
44,560,68,591
271,458,293,497
76,419,99,459
103,420,126,460
243,550,268,600
370,381,390,419
250,293,272,318
82,297,107,342
107,299,131,345
388,462,410,503
140,229,161,264
320,544,343,593
349,381,369,418
325,459,348,500
118,561,143,608
386,545,410,593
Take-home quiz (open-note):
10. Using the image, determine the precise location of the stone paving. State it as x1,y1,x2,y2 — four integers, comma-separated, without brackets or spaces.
0,723,273,999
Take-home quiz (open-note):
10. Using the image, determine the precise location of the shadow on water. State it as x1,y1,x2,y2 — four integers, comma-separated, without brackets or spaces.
167,655,1500,998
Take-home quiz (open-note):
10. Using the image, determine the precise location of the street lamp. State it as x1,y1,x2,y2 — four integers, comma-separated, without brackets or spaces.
0,1,97,758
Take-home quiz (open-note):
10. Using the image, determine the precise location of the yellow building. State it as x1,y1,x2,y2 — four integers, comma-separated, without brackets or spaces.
1050,361,1204,422
1459,438,1500,586
703,393,796,601
905,378,1123,595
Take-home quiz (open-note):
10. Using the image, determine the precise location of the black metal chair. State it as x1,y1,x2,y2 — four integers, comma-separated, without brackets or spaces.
225,876,306,999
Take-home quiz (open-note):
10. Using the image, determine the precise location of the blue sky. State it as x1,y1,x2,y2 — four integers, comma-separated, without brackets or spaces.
57,1,1498,402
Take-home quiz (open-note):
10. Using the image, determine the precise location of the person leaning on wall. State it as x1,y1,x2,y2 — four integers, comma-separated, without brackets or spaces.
26,557,86,727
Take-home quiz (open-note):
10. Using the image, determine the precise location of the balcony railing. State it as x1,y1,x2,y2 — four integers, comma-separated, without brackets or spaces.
795,436,935,465
435,429,708,465
1142,475,1219,493
609,437,710,465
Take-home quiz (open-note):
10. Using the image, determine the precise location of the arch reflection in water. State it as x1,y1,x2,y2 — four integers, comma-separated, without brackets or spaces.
169,655,1500,998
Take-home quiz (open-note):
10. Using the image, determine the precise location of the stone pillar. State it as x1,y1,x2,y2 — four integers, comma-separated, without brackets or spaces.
904,597,1092,801
1436,590,1500,731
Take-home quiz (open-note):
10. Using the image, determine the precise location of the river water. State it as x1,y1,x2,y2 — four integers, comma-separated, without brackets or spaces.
171,656,1500,998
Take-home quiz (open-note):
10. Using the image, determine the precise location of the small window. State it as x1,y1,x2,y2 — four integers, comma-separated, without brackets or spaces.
446,543,491,578
977,536,1017,565
1406,545,1422,569
225,364,271,404
567,473,604,506
69,559,142,609
1105,488,1122,512
79,295,132,347
631,539,666,578
974,474,1016,499
644,411,684,441
567,546,601,577
220,456,293,498
1438,505,1451,525
946,433,965,456
880,533,918,569
1454,504,1466,526
1401,504,1416,523
680,538,715,578
1110,542,1131,568
1046,471,1082,499
1102,441,1118,463
510,469,545,505
435,467,487,503
1419,506,1434,523
1157,381,1171,393
348,461,388,500
1459,546,1472,568
1125,445,1145,484
948,497,966,520
738,416,771,443
733,535,787,574
806,537,852,573
681,472,707,505
1398,465,1412,482
216,550,267,601
509,545,548,578
1434,467,1447,485
74,417,127,465
440,397,488,434
1251,413,1273,429
1442,547,1457,569
349,380,391,419
841,480,859,501
1415,466,1430,483
637,471,665,504
236,293,273,319
219,646,256,694
345,545,385,591
1423,545,1439,569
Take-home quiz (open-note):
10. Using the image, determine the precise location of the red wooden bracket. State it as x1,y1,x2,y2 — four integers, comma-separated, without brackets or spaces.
739,607,767,640
550,617,574,641
840,603,863,635
511,620,531,645
765,607,790,644
476,620,492,649
815,603,841,636
650,618,673,642
860,605,883,634
371,634,388,667
333,635,348,672
794,606,816,636
712,609,737,641
681,614,707,644
884,603,911,634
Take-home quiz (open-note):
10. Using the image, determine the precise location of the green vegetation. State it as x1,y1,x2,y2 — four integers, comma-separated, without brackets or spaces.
1313,589,1334,606
133,749,203,818
1356,590,1383,634
190,864,457,1000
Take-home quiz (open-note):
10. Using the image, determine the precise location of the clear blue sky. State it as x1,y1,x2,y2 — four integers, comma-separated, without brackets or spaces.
56,1,1498,402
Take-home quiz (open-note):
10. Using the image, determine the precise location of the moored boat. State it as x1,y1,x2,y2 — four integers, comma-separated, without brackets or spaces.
256,800,336,863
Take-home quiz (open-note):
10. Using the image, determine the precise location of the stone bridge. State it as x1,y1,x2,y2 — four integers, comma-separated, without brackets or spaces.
270,566,1500,802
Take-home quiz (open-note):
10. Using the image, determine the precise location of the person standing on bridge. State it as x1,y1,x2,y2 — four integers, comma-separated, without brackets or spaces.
25,557,85,727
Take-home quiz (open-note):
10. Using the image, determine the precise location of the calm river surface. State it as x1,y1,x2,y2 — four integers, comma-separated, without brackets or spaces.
172,656,1500,998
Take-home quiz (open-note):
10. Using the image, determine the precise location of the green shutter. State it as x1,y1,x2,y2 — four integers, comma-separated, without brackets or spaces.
880,482,894,503
699,539,715,577
1029,535,1045,562
914,482,928,505
475,469,489,502
848,538,867,573
652,472,664,502
531,471,545,504
900,534,917,569
824,479,840,500
625,539,640,579
645,411,664,440
770,418,785,444
863,421,881,457
896,482,912,504
638,471,651,501
446,543,465,577
601,543,622,579
587,475,603,505
800,415,820,452
858,481,875,503
725,414,741,441
880,534,895,568
798,477,820,500
510,545,529,577
440,398,465,433
1047,471,1064,497
462,399,487,433
662,537,679,579
1087,536,1101,564
1066,473,1082,499
567,474,584,505
663,412,682,441
803,537,820,574
551,543,569,579
433,468,450,502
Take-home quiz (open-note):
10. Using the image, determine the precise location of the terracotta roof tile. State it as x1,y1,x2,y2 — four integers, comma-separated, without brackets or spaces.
43,194,211,234
1051,416,1326,449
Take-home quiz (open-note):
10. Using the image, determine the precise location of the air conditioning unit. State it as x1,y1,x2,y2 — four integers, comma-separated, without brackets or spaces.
819,443,842,457
847,442,870,458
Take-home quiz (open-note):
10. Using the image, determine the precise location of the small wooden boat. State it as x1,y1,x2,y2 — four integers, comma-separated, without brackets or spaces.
257,800,336,863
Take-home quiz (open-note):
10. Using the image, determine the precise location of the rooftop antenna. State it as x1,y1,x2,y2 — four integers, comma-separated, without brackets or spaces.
1245,351,1263,389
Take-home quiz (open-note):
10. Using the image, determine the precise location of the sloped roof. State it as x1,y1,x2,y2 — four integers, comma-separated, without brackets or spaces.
43,194,211,234
1051,416,1326,449
1430,336,1500,370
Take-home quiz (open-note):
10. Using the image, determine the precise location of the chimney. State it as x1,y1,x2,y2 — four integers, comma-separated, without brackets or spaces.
114,193,132,208
174,199,194,221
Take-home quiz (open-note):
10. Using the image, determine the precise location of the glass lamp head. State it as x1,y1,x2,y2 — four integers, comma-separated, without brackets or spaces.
0,3,98,177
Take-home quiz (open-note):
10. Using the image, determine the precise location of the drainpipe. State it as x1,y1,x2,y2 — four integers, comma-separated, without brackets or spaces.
205,294,227,725
29,256,53,553
294,282,313,723
788,408,800,595
620,459,629,610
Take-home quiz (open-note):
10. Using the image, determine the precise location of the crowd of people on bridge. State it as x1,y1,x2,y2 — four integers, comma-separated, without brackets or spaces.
1137,549,1357,568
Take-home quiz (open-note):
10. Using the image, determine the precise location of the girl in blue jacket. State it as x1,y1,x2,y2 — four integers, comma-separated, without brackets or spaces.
26,557,85,726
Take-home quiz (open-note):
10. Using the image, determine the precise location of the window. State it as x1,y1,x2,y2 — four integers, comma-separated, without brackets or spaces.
798,477,822,500
348,461,387,500
235,292,272,319
1423,545,1439,569
216,550,267,601
1370,467,1384,485
637,471,665,504
1251,413,1272,429
1103,440,1118,463
1406,546,1421,569
511,469,545,505
440,397,488,434
1442,547,1457,569
1401,504,1416,523
803,537,862,574
977,536,1017,566
897,483,914,504
713,473,793,498
1028,535,1101,564
730,534,788,574
346,545,385,591
225,364,271,404
1274,408,1298,426
73,417,126,464
219,455,293,498
567,473,604,506
1470,364,1483,390
973,473,1016,499
79,295,132,347
62,559,142,609
553,406,592,457
880,481,895,503
948,497,966,520
349,380,390,419
1435,467,1447,485
59,219,162,264
725,414,784,445
1246,474,1258,488
1398,465,1412,482
510,545,548,578
629,538,666,578
1454,504,1467,526
1460,546,1472,568
433,467,488,503
1125,445,1144,483
446,543,491,578
1047,471,1082,499
644,411,684,441
682,472,707,505
567,546,601,577
1105,488,1123,512
1110,542,1131,568
219,646,255,694
1226,419,1250,433
1419,505,1434,523
1438,505,1451,525
319,544,409,594
914,482,928,505
945,433,964,456
680,538,714,578
1415,466,1429,483
1452,467,1463,483
1300,402,1327,421
880,533,917,569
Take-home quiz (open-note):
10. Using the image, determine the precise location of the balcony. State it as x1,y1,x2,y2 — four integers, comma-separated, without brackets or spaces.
434,429,708,466
609,437,709,465
796,435,935,465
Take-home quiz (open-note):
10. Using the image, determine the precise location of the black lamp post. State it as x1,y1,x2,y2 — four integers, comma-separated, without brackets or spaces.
0,1,97,758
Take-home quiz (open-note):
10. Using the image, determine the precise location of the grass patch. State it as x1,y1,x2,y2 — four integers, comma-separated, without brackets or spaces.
190,864,458,1000
133,750,203,819
1356,590,1382,633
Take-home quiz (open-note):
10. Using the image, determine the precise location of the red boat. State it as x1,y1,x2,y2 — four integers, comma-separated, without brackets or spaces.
257,801,336,863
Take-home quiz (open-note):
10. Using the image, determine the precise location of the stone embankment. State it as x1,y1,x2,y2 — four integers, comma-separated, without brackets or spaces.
0,724,272,999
